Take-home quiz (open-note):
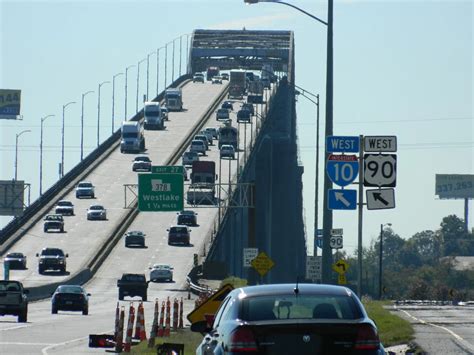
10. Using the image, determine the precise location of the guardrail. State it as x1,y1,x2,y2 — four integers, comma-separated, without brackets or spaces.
26,80,230,300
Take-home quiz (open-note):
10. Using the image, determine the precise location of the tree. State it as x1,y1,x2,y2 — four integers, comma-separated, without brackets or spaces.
440,215,472,256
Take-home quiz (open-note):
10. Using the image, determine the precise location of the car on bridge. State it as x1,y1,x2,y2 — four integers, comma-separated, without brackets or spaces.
221,73,229,81
190,140,206,156
204,127,218,139
75,181,95,199
132,155,152,172
212,76,223,84
242,102,255,115
200,130,214,145
237,108,251,123
4,252,27,270
117,273,148,301
0,280,28,323
87,205,107,220
36,248,68,274
216,108,230,121
149,264,173,282
43,214,65,233
55,200,74,216
51,285,90,315
195,283,384,355
124,230,146,248
177,210,198,226
220,145,235,160
194,134,209,150
193,73,205,83
182,151,199,167
221,101,233,111
161,106,169,121
167,225,191,246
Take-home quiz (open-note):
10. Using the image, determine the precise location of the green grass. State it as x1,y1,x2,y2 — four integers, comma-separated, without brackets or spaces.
363,300,414,347
130,328,203,355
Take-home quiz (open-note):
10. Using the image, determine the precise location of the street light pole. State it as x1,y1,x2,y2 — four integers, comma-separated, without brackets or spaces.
186,34,190,74
124,65,135,120
379,223,392,299
61,101,76,177
40,115,54,196
179,35,183,76
97,81,110,147
136,59,146,113
15,129,31,181
172,38,176,81
112,72,124,134
81,91,94,160
146,51,156,101
164,43,169,88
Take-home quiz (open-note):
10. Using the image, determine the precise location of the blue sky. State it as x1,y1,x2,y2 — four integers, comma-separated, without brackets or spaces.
0,0,472,254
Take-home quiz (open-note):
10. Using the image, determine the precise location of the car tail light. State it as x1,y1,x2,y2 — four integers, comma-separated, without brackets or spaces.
228,326,258,352
354,324,380,350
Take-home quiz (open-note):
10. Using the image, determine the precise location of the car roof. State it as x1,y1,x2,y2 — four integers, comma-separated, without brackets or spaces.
6,252,24,257
230,283,355,299
191,140,204,144
89,204,104,209
152,263,171,268
127,230,144,235
170,224,189,229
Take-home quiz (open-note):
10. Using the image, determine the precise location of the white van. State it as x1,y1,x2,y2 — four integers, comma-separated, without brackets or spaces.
143,102,164,130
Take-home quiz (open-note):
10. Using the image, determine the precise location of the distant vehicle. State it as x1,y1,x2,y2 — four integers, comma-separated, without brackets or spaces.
4,252,27,270
242,102,255,115
75,181,95,199
200,130,213,145
261,77,271,89
51,285,90,315
120,120,145,153
194,134,209,150
117,274,148,301
149,264,173,282
55,200,74,216
205,127,218,139
167,225,191,246
206,66,220,81
221,73,229,81
193,73,205,83
177,210,198,226
124,230,146,247
262,63,276,83
247,80,264,104
43,214,64,233
182,151,200,167
0,280,28,322
132,155,152,172
245,71,255,82
194,283,384,355
221,101,234,111
36,248,68,274
143,101,164,130
190,140,206,156
220,144,235,159
216,108,230,121
87,205,107,221
218,122,238,149
161,106,169,121
237,109,252,123
229,70,246,99
188,161,217,205
212,76,223,84
165,88,183,111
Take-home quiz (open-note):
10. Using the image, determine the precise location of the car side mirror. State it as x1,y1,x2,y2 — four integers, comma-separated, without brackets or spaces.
36,253,39,257
166,229,170,232
66,254,69,257
87,293,91,296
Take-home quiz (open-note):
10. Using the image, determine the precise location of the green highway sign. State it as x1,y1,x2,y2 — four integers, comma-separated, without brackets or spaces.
138,173,183,211
151,165,184,174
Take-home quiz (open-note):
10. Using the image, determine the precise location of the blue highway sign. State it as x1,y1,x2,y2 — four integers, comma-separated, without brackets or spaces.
326,136,360,153
328,189,357,210
326,154,359,187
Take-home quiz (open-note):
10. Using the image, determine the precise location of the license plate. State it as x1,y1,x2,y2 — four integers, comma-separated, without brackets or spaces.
66,301,73,305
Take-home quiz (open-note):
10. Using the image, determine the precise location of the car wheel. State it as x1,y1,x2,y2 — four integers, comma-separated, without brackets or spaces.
142,294,147,302
125,243,129,247
51,307,58,314
18,309,27,323
119,292,124,301
82,307,88,316
60,227,64,233
38,267,44,274
91,194,95,199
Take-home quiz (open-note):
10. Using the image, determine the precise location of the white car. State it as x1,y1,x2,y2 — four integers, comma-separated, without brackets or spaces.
205,127,218,139
87,205,107,220
220,144,235,159
182,151,199,166
190,140,206,156
132,155,152,172
212,76,223,84
75,181,95,199
216,108,230,121
149,264,173,282
55,200,74,216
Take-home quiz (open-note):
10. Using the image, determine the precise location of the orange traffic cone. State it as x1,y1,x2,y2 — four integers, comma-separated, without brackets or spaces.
172,298,178,331
148,300,159,348
157,301,165,337
115,307,125,353
179,297,184,329
123,303,135,353
164,297,171,337
114,302,120,342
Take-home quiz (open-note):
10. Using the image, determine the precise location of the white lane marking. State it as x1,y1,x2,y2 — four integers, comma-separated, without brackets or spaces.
41,335,88,355
0,342,54,346
400,309,474,351
0,324,30,332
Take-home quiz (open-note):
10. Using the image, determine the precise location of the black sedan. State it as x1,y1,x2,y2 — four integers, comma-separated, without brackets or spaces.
221,101,234,111
124,230,146,247
177,210,198,226
195,283,384,355
4,252,27,270
51,285,90,315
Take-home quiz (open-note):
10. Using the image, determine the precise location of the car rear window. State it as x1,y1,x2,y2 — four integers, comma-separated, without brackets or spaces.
240,295,362,321
170,227,188,233
57,286,83,294
41,249,64,256
0,282,21,291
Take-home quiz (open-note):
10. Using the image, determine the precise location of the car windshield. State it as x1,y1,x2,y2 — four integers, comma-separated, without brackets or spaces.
240,295,362,321
171,227,188,233
180,210,195,215
122,132,138,138
123,274,145,282
41,249,64,256
0,282,21,292
153,264,170,270
89,205,103,210
184,152,197,158
127,231,143,236
6,253,23,258
57,201,72,206
218,109,228,113
144,109,160,117
78,183,92,188
46,215,62,221
135,156,150,162
57,285,83,294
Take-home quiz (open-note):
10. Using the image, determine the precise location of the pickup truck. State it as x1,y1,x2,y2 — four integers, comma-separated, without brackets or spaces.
0,280,29,322
117,274,148,301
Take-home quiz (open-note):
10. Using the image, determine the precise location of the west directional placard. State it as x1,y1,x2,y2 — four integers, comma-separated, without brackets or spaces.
364,136,397,152
138,173,183,211
328,189,357,210
326,154,359,187
326,136,360,153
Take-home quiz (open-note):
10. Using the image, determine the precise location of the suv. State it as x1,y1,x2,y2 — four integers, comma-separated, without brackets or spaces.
75,181,95,199
200,130,213,145
132,155,152,172
117,274,148,301
0,281,28,322
220,145,235,159
4,252,27,270
124,230,146,247
193,73,205,83
182,151,199,167
177,210,198,226
194,134,209,150
36,248,68,274
216,108,230,121
221,101,233,111
205,127,218,139
43,214,64,233
161,106,169,121
190,140,206,156
55,200,74,216
242,103,255,115
167,225,191,246
237,109,251,123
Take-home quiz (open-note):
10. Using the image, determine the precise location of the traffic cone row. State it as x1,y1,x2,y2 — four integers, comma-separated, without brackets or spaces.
157,301,165,337
172,298,179,331
164,297,171,337
114,302,120,342
134,302,147,341
179,297,184,329
115,306,125,353
123,303,135,353
148,299,159,348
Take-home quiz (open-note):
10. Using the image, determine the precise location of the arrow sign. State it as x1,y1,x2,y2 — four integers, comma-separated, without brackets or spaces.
366,188,395,210
326,154,359,187
328,189,357,210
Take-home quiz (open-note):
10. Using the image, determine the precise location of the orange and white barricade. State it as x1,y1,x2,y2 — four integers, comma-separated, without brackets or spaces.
157,301,165,337
148,299,159,348
114,302,120,342
134,302,147,341
164,297,171,337
172,298,179,331
179,297,184,329
115,306,125,353
123,303,135,353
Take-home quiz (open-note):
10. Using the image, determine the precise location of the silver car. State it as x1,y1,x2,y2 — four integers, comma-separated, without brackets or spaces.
182,151,199,166
190,140,206,156
149,264,173,282
87,205,107,220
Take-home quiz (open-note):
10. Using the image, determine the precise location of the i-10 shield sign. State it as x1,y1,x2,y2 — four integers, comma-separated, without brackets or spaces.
326,154,359,187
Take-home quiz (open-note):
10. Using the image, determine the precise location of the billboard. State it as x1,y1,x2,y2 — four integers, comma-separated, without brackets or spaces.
435,174,474,199
0,89,21,119
0,180,25,216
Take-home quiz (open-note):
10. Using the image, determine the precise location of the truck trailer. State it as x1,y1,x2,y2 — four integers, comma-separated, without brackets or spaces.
228,70,246,99
165,88,183,111
143,102,164,130
120,121,145,153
